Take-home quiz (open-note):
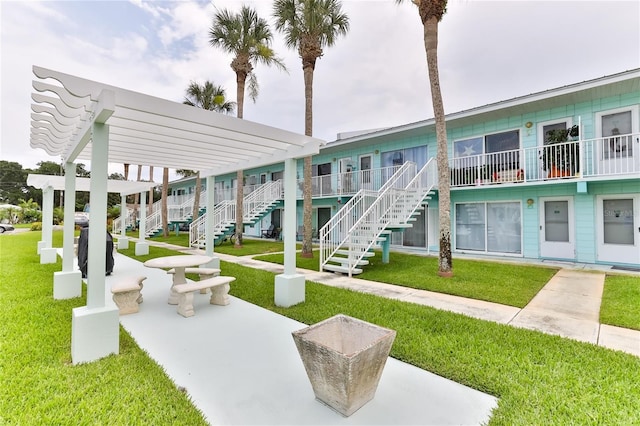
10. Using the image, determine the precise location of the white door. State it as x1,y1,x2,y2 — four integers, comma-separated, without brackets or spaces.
359,154,373,190
338,158,353,194
540,197,575,259
597,195,640,265
596,106,639,175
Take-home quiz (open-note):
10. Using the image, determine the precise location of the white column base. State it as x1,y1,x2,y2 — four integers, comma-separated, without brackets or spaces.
37,240,47,255
71,305,120,365
117,237,130,250
40,247,58,264
275,273,305,308
53,270,82,299
203,256,220,269
135,242,149,256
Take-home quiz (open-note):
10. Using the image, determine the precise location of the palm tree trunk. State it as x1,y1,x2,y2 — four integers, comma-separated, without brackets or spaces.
235,74,246,247
148,165,154,207
123,163,130,206
161,167,169,237
192,171,201,221
235,170,243,247
301,64,314,257
424,16,452,277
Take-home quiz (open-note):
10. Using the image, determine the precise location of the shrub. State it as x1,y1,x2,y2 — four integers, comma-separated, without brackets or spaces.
30,222,42,231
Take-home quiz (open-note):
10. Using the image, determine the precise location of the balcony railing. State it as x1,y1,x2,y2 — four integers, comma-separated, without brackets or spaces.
301,165,403,198
449,133,639,187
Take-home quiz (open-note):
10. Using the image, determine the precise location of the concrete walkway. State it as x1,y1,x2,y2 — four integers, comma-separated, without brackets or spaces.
100,251,499,425
137,239,640,357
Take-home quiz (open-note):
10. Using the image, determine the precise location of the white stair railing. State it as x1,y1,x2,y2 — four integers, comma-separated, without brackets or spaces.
189,200,235,247
188,181,283,247
243,180,283,221
320,162,417,274
320,159,436,276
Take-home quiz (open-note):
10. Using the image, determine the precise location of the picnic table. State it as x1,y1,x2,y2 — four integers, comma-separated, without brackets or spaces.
143,255,213,305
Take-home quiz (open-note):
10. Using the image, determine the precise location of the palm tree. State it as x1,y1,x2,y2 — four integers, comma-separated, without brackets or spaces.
182,81,235,222
209,5,286,248
396,0,452,276
273,0,349,258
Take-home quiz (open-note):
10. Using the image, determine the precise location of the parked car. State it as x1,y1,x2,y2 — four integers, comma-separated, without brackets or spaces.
0,223,15,233
74,212,90,228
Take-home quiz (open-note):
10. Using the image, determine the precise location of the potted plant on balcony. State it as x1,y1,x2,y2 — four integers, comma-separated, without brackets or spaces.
542,125,580,178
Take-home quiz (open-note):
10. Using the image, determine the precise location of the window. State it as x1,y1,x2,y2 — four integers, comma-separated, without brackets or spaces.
381,146,428,169
542,122,568,145
454,130,520,171
455,202,521,254
602,111,632,158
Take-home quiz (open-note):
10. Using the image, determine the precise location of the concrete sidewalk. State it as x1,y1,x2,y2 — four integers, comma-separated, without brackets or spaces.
139,239,640,357
106,252,499,425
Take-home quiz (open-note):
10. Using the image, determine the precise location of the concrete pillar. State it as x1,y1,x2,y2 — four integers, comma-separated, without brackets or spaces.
53,162,81,299
275,157,305,307
135,191,149,255
204,175,220,269
40,185,57,263
117,193,129,249
71,119,119,365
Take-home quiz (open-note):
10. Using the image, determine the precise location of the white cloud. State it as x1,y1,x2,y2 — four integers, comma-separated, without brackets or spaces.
1,0,638,177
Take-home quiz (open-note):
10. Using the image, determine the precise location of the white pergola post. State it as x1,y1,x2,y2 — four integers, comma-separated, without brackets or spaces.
117,193,129,249
204,175,219,269
39,185,57,263
135,191,149,255
53,162,81,299
275,157,305,307
71,120,119,365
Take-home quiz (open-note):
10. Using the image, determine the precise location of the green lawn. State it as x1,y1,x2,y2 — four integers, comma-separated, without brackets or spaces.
4,230,639,424
219,259,640,424
254,251,557,307
126,231,289,256
601,274,640,330
0,231,207,425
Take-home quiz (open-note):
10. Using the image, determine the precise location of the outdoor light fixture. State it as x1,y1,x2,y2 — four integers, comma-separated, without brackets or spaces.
527,198,534,208
525,122,533,128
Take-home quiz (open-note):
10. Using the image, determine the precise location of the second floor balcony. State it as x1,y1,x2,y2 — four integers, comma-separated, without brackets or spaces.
449,133,639,187
165,133,639,208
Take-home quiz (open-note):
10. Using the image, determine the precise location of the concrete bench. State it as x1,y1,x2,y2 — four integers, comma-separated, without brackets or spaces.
173,276,236,318
167,267,221,294
111,276,146,315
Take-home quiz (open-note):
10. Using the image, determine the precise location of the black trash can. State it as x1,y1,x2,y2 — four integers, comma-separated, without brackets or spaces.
78,227,115,278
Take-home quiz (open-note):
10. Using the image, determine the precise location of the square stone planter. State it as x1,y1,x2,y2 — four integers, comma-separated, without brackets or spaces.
292,314,396,417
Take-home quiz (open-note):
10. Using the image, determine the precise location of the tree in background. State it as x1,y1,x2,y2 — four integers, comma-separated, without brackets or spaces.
273,0,349,257
0,161,28,206
209,5,286,248
396,0,452,276
183,80,236,223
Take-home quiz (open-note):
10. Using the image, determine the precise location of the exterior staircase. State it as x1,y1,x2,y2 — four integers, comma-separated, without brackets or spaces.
320,158,437,277
189,180,283,248
144,193,206,237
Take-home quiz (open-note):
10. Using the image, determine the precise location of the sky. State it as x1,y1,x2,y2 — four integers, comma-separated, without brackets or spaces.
1,0,639,181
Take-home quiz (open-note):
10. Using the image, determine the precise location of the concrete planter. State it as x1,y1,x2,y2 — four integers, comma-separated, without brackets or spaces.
292,314,396,417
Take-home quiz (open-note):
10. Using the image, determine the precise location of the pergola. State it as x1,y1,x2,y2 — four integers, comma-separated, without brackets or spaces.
26,174,157,295
30,66,324,364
